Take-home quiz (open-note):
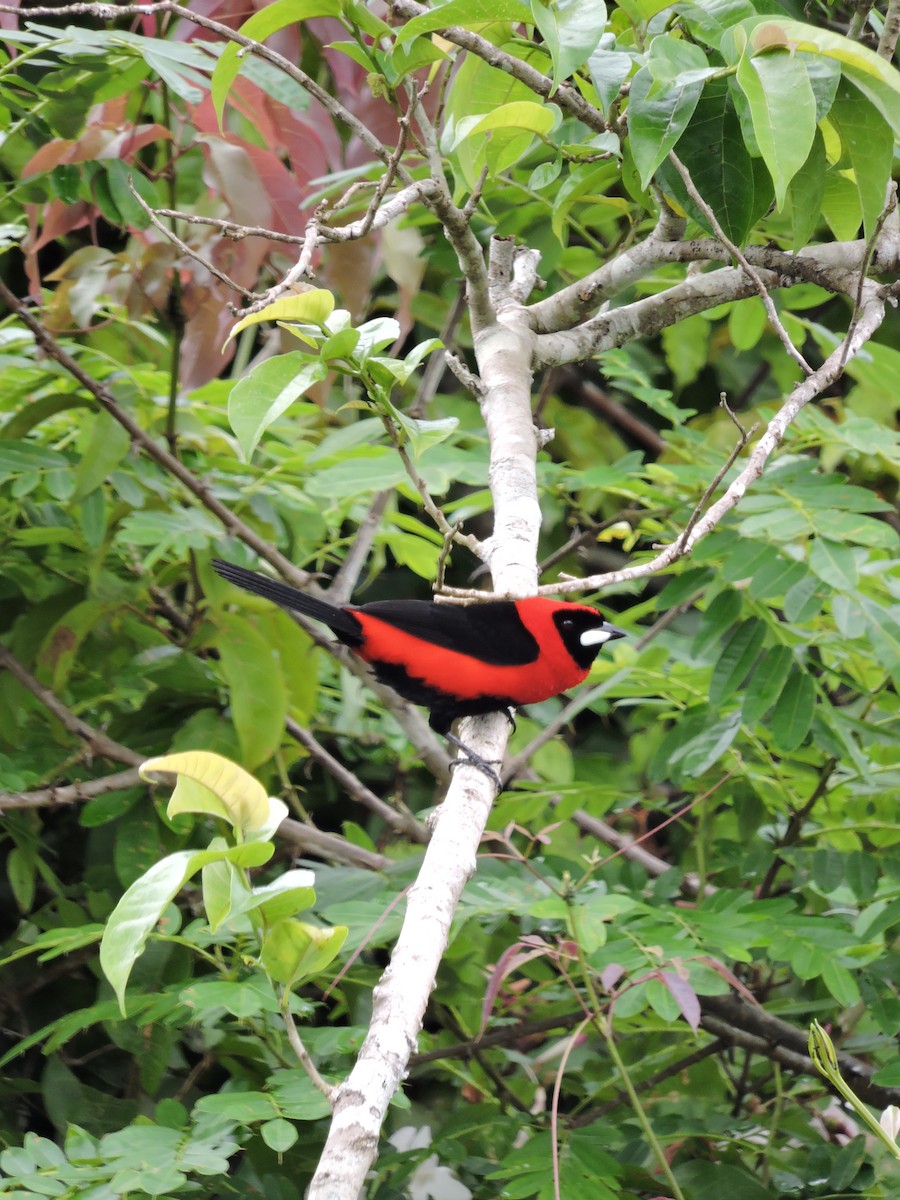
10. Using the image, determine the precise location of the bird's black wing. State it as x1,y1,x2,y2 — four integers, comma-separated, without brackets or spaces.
355,600,539,666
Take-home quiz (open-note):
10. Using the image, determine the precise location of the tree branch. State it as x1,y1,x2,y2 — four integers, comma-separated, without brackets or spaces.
387,0,611,135
0,646,143,768
286,717,428,844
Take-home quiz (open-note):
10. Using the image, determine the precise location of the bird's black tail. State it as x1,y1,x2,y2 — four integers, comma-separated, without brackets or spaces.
211,559,362,643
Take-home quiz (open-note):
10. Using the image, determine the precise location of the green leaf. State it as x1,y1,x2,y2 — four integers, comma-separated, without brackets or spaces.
656,78,759,244
398,0,529,48
742,644,793,725
787,127,826,250
260,920,348,987
735,48,816,207
676,1160,781,1200
211,0,341,124
709,618,765,708
587,44,632,115
821,167,862,240
72,409,132,501
692,589,742,658
217,612,290,770
828,82,894,240
228,352,325,460
224,290,335,347
770,667,816,752
529,0,607,87
243,869,317,924
261,1118,298,1153
748,17,900,129
194,1090,280,1122
465,99,558,140
808,537,858,591
669,709,742,780
100,843,273,1011
141,750,274,836
627,61,706,189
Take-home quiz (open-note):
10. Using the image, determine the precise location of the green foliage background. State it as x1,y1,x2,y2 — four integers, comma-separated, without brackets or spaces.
0,1,899,1198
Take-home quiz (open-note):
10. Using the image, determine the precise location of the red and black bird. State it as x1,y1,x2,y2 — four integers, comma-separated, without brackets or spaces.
212,559,625,779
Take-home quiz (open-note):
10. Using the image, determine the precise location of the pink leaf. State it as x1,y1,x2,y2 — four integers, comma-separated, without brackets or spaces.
658,970,701,1032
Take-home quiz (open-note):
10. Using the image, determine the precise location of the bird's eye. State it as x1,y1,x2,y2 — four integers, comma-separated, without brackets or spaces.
561,617,573,627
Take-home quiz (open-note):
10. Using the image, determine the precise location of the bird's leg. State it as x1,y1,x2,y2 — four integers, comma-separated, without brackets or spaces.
445,732,503,791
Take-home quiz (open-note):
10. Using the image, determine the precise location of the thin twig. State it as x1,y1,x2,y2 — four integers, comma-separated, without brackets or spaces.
667,151,813,375
281,994,336,1103
148,208,307,243
0,647,143,767
285,717,428,843
668,395,758,556
410,285,468,418
328,490,393,605
839,181,898,370
129,178,256,300
387,0,610,135
380,410,483,558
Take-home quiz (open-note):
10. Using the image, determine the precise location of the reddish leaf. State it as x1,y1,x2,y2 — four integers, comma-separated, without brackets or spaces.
600,962,625,992
658,970,701,1032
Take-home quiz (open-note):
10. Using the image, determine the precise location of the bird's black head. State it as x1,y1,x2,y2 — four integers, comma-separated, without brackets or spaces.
553,608,626,669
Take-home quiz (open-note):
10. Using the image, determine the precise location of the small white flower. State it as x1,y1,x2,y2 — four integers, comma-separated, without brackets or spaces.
388,1126,472,1200
880,1105,900,1142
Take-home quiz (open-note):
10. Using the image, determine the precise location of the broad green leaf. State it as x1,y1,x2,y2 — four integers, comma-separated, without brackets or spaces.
728,296,766,352
228,352,325,459
201,856,242,933
828,82,894,240
225,290,335,347
261,1119,298,1153
787,128,826,250
692,589,742,658
735,49,815,207
38,599,113,692
709,618,765,708
741,644,793,725
748,17,900,130
808,537,858,591
398,0,529,48
261,920,348,987
100,842,273,1011
655,79,760,244
72,409,131,501
770,666,816,751
820,167,862,240
627,62,706,189
142,750,270,836
466,100,557,140
443,41,538,188
241,869,317,924
194,1090,280,1122
217,613,290,770
587,43,632,115
530,0,607,86
211,0,341,123
668,709,742,780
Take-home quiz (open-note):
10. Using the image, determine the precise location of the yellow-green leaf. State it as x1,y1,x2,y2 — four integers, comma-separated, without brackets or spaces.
141,750,270,837
224,291,335,348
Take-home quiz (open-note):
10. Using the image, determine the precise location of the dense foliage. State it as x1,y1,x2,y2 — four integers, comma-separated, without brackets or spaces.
0,1,899,1198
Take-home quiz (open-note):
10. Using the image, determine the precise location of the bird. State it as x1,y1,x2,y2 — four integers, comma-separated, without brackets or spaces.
212,559,626,787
